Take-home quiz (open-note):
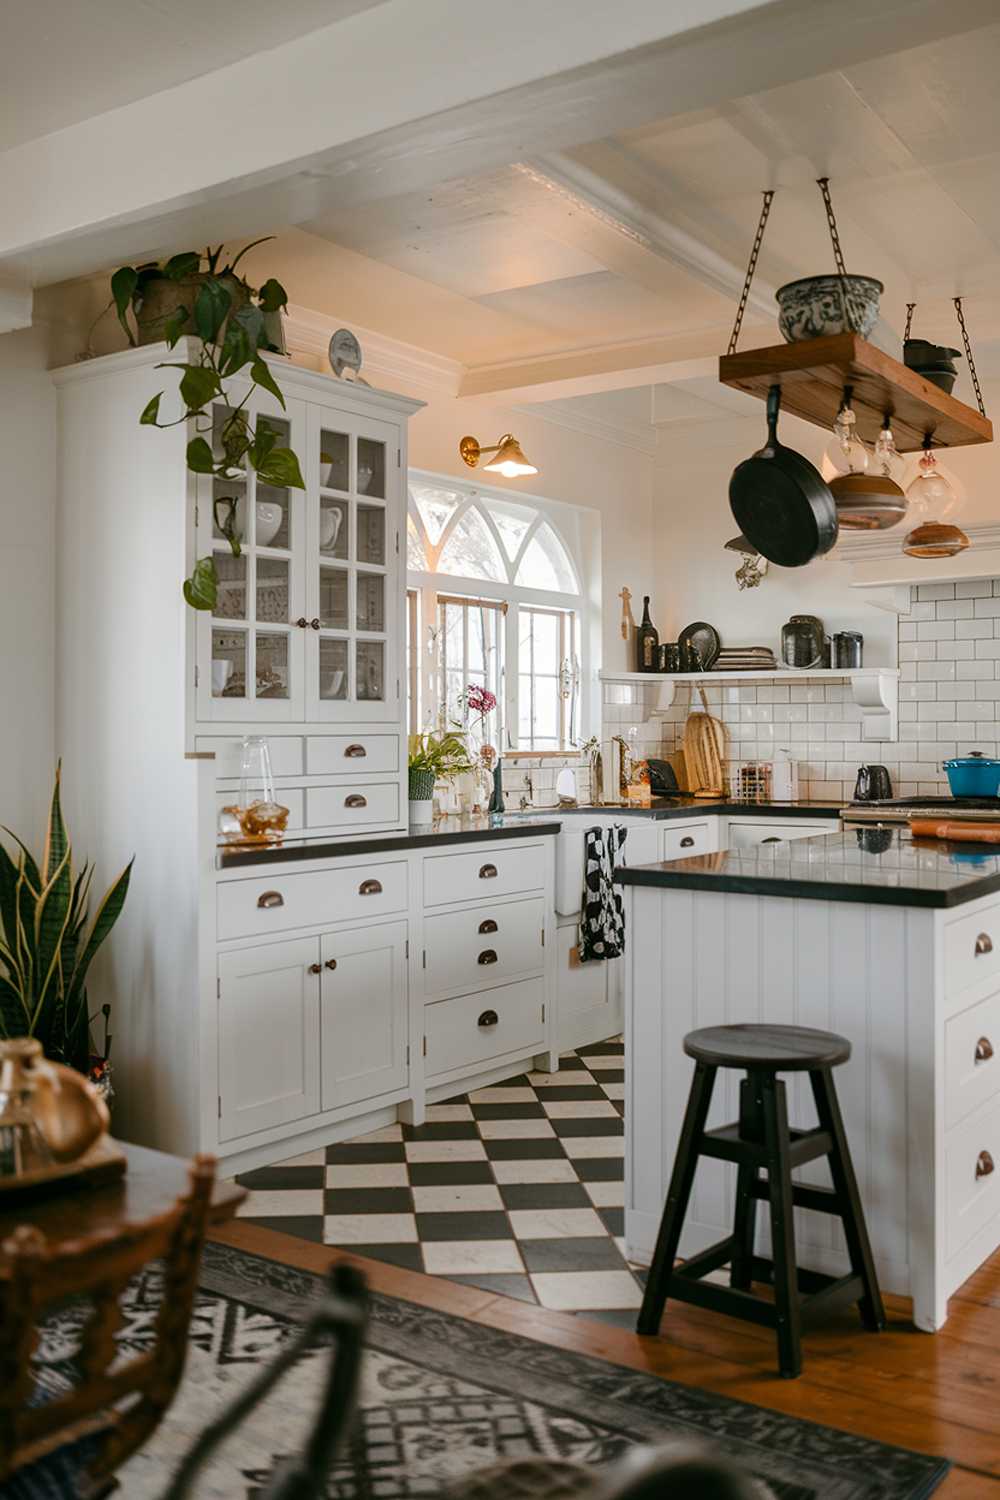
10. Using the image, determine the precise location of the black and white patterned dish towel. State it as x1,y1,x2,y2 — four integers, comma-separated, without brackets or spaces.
578,824,627,961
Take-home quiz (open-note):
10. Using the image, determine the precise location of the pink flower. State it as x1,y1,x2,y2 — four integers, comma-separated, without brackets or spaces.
465,684,497,717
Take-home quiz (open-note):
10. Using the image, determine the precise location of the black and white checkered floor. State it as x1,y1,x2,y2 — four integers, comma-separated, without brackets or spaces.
236,1038,642,1324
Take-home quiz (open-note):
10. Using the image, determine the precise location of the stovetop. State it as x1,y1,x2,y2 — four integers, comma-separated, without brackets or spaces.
843,795,1000,823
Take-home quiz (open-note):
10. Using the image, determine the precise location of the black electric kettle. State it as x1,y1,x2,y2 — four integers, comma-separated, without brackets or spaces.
854,765,893,802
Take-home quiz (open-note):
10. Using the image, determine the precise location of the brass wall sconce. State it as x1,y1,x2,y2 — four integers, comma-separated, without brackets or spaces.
459,433,538,478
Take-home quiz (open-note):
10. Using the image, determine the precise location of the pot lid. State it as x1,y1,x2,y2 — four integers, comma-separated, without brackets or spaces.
943,753,1000,767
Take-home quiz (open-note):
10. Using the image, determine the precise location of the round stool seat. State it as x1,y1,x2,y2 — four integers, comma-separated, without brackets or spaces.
683,1023,850,1072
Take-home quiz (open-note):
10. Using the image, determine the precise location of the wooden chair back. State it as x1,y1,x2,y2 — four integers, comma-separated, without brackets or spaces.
0,1153,216,1489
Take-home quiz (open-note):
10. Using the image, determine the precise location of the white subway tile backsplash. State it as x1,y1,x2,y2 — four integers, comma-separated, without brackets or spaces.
956,580,992,597
916,621,956,641
936,599,974,620
956,619,994,639
974,597,1000,617
976,639,1000,658
937,641,976,660
918,583,956,601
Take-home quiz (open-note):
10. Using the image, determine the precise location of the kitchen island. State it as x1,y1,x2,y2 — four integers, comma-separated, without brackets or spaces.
617,828,1000,1330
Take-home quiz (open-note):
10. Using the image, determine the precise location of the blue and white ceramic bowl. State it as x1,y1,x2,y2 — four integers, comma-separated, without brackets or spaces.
776,274,883,342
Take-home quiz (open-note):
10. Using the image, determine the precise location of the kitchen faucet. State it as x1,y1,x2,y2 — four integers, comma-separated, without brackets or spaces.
519,773,533,811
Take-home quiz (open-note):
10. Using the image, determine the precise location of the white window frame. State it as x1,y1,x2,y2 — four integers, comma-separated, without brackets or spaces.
407,469,596,751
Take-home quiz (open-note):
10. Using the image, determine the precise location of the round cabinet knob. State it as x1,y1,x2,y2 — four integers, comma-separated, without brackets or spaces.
977,1150,995,1180
310,618,321,630
680,836,695,848
307,963,323,975
477,1009,499,1028
296,617,309,629
976,1037,995,1065
478,949,498,965
325,959,338,971
976,933,994,957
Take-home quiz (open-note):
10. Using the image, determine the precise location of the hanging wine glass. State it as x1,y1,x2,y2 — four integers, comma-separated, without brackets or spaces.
903,444,968,557
823,401,869,479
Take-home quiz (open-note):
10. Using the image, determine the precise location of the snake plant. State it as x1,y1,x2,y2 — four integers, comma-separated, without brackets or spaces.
0,767,132,1072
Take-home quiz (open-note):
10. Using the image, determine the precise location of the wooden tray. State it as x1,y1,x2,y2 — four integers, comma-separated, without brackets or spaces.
0,1135,127,1196
719,334,993,451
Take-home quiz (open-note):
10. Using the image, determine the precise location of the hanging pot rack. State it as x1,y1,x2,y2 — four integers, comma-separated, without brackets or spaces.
718,181,993,453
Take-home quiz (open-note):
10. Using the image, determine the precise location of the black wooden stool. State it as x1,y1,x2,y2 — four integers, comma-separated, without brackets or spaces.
636,1023,885,1377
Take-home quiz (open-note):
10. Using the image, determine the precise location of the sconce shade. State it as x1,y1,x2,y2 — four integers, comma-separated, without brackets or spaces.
459,432,537,478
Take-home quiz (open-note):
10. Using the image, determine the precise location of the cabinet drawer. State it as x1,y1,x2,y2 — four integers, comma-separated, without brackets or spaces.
946,989,1000,1129
945,903,1000,999
946,1097,1000,1260
728,820,837,849
425,978,545,1078
218,860,408,939
424,843,546,907
305,782,399,829
306,734,400,776
197,735,303,779
424,897,544,999
663,823,713,859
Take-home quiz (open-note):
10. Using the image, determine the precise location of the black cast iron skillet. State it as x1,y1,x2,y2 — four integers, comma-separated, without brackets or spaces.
728,384,838,567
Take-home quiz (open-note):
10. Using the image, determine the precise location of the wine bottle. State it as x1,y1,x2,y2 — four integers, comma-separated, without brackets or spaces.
636,595,658,672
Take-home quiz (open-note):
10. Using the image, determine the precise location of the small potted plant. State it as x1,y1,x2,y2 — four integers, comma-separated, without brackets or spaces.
407,732,474,825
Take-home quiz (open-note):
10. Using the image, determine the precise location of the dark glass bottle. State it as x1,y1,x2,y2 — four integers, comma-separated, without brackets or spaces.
636,595,658,672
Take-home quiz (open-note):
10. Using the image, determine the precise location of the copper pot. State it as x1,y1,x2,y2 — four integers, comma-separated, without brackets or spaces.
0,1038,109,1174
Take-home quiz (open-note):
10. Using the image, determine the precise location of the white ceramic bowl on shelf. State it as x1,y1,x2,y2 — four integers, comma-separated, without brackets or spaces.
776,274,883,342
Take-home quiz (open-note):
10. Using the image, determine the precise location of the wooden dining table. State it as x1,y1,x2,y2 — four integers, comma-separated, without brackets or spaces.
0,1140,246,1251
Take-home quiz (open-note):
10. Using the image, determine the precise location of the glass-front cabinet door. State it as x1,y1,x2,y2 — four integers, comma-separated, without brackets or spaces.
307,407,400,722
196,391,307,721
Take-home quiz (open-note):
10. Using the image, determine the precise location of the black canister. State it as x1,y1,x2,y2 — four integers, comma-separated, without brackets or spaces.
833,631,863,669
658,642,681,673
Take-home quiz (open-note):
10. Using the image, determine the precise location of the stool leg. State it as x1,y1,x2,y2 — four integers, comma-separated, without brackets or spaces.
810,1068,886,1332
637,1061,716,1336
731,1075,762,1292
761,1075,803,1378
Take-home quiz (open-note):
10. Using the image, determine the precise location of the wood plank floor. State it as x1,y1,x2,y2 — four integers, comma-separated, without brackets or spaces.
213,1219,1000,1497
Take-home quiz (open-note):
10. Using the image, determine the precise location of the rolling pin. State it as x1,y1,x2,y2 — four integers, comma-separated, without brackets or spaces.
911,819,1000,845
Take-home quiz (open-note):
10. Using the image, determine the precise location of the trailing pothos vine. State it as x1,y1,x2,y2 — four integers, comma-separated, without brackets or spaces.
110,243,305,610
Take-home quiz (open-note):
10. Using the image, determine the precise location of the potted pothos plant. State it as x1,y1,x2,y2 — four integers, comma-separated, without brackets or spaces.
407,731,474,825
110,242,306,610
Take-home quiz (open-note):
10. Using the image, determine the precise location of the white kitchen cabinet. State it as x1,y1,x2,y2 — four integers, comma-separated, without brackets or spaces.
320,921,408,1109
218,936,320,1140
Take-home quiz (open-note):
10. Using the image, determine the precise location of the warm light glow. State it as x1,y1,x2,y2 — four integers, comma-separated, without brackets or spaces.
460,432,538,478
484,457,537,478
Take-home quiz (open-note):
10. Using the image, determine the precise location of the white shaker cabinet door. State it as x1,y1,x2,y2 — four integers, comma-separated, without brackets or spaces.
320,921,408,1109
218,936,321,1140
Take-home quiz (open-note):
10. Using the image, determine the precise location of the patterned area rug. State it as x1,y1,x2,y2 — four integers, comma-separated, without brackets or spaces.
99,1242,950,1499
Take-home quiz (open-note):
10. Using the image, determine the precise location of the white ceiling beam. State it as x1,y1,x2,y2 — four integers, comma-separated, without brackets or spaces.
2,0,995,289
458,332,728,403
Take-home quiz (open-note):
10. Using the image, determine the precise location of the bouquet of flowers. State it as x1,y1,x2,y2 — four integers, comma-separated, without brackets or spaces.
459,684,499,808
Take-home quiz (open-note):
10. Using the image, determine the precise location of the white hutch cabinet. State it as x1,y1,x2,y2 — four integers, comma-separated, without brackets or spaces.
53,344,420,1157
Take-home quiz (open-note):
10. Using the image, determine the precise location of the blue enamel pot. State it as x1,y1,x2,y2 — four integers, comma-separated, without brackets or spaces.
942,752,1000,797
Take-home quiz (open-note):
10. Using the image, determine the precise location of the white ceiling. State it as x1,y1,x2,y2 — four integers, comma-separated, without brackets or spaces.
286,17,1000,440
0,0,385,152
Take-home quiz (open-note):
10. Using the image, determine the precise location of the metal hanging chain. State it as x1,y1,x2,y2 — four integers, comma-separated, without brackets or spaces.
727,189,775,355
904,303,916,342
816,176,858,335
953,296,987,417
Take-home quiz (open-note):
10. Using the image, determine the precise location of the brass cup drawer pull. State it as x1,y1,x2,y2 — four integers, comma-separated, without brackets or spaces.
478,949,498,965
257,891,284,909
345,794,368,809
479,863,498,879
325,958,338,971
477,1009,499,1028
977,1149,995,1181
976,933,994,957
680,836,695,848
359,879,383,896
344,744,367,758
478,918,498,935
307,962,323,975
976,1036,995,1065
761,836,782,844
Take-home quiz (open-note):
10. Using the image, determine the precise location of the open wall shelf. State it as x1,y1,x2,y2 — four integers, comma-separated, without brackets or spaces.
719,333,993,451
600,667,900,743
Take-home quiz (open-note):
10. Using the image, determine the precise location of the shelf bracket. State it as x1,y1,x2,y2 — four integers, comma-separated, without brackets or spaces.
850,669,897,743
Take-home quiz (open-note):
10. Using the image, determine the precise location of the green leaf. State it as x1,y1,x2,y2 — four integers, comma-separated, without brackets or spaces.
65,860,133,1019
139,392,162,426
162,251,201,281
249,357,285,409
110,267,138,345
157,362,222,413
0,841,22,952
42,763,68,883
253,446,305,490
163,305,190,348
194,277,232,343
257,277,288,314
225,237,275,277
182,556,218,611
218,318,252,379
0,972,30,1041
32,848,73,1032
186,436,215,474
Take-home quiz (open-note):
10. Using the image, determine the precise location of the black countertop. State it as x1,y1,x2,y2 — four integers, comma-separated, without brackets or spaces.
216,814,561,869
615,828,1000,909
545,798,843,821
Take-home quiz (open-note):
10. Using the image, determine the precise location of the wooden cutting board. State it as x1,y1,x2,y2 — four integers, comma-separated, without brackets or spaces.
911,819,1000,844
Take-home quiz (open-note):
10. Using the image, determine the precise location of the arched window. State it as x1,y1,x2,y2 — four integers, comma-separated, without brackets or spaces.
407,473,591,751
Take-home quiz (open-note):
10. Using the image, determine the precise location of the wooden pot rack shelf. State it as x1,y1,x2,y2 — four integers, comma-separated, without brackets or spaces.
719,333,993,452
